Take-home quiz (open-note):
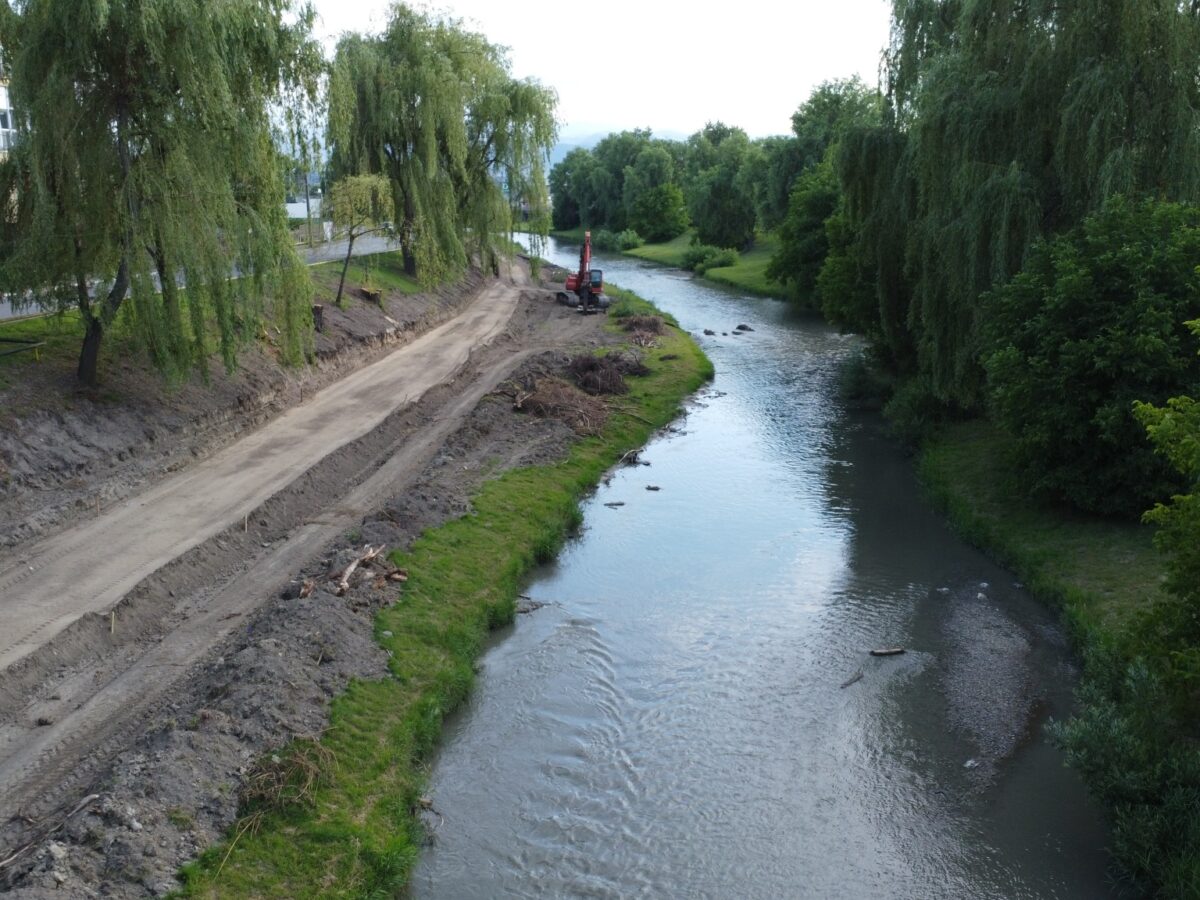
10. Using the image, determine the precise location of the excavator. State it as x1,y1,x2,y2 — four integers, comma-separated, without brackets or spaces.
556,230,609,313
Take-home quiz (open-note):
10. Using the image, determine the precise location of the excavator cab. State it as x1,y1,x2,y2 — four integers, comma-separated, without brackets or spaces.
556,231,610,313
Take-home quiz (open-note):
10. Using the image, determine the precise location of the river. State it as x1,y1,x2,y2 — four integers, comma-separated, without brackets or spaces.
411,238,1113,898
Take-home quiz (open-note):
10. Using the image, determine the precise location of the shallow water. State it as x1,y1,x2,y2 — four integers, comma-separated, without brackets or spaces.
411,240,1114,899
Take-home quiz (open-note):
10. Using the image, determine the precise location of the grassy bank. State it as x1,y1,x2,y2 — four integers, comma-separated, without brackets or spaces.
550,228,785,297
919,420,1161,644
178,293,712,896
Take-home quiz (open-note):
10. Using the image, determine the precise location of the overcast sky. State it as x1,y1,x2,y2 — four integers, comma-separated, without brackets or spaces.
310,0,893,140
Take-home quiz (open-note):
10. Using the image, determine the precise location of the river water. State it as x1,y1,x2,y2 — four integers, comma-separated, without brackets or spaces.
411,239,1113,899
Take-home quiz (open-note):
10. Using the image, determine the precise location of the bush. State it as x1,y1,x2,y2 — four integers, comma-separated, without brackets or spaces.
591,229,643,252
682,244,739,275
982,198,1200,516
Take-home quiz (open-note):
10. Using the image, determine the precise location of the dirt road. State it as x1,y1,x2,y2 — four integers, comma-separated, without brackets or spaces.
0,267,614,890
0,279,516,673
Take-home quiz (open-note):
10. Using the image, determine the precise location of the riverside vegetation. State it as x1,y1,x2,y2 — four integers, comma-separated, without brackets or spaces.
551,2,1200,893
174,289,713,897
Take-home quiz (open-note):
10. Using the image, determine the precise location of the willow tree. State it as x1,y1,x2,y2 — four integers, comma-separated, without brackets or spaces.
0,0,318,386
840,0,1200,405
327,5,555,283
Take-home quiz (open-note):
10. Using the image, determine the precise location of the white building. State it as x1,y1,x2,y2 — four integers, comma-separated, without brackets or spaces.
0,66,14,156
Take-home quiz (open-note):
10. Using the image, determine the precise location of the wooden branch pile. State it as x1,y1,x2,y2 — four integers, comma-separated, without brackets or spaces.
330,545,408,597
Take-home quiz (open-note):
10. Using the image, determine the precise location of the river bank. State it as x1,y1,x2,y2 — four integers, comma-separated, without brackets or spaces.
169,283,712,896
550,228,783,298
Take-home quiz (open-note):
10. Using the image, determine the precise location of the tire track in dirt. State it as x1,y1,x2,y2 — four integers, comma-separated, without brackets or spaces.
0,279,518,672
0,344,537,825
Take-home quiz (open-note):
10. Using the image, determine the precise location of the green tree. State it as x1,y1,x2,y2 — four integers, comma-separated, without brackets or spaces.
982,199,1200,516
588,129,652,230
0,0,318,386
329,175,394,307
1053,324,1200,896
841,0,1200,406
328,5,554,282
622,146,688,242
768,79,880,310
767,158,839,305
688,126,756,249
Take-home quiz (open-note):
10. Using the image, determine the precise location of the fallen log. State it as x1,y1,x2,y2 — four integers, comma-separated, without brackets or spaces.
869,647,906,657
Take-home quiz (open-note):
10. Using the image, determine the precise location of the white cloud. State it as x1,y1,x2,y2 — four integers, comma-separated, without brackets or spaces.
310,0,892,138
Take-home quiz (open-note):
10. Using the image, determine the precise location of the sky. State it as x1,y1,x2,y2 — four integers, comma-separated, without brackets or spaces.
309,0,893,141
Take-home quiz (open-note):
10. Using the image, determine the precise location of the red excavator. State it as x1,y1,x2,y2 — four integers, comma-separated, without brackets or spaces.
556,230,609,313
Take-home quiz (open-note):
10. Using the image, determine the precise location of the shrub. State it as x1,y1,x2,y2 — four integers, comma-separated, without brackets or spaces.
591,229,642,252
682,244,739,275
982,198,1200,516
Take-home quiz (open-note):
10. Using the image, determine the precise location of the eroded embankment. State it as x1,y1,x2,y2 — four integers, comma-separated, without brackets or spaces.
0,281,710,898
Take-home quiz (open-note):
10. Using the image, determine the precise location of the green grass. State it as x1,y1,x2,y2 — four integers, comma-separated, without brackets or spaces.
700,234,781,297
624,231,691,267
177,294,713,898
625,231,785,297
0,311,84,384
919,419,1163,643
308,250,422,297
549,226,588,243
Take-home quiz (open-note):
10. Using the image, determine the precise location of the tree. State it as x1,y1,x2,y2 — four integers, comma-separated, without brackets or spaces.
768,79,880,309
622,145,688,242
767,158,839,305
329,175,394,307
328,6,555,282
839,0,1200,407
0,0,318,386
687,126,756,249
630,184,689,243
982,199,1200,516
740,135,806,232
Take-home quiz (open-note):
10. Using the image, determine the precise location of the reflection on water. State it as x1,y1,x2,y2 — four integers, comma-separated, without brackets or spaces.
412,240,1113,899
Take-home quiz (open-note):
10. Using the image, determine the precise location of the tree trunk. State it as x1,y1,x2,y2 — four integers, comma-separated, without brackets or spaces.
76,258,130,388
336,232,356,307
77,316,104,387
402,194,417,277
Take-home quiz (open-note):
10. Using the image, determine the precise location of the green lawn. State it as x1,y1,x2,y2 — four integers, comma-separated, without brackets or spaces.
177,294,713,898
701,234,781,296
309,250,423,297
624,230,786,297
919,419,1163,643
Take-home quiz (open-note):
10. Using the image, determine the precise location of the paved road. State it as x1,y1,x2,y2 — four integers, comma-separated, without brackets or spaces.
0,236,400,322
0,276,518,671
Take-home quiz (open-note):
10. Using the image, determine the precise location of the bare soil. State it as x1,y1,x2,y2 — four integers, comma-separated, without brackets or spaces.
0,262,623,897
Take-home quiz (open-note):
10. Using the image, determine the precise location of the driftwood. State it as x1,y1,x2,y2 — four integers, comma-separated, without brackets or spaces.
869,648,906,657
334,545,385,597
